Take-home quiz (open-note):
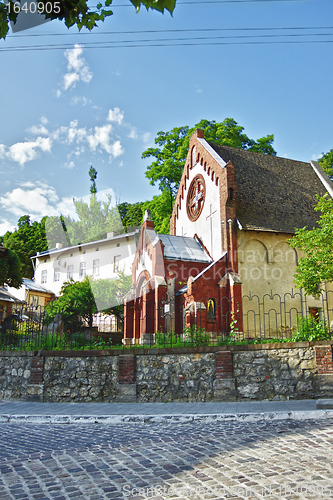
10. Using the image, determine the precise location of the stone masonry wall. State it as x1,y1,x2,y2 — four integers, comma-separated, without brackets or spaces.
0,342,332,403
0,354,32,400
234,347,317,400
136,353,216,402
43,356,118,402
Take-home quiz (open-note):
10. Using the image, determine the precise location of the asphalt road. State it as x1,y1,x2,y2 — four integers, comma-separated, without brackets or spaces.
1,419,333,500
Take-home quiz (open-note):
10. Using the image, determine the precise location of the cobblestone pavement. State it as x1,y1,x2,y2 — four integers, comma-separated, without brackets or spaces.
1,419,333,500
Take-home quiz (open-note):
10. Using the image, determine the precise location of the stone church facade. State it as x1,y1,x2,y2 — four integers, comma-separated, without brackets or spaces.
124,130,333,343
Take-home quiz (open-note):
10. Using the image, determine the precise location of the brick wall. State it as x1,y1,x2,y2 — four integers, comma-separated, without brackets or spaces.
30,356,44,385
315,345,333,374
118,354,135,384
215,351,233,378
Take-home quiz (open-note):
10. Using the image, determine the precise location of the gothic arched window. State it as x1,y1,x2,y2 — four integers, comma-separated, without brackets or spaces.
207,298,216,321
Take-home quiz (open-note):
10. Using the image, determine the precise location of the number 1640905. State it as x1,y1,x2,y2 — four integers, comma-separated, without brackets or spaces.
7,1,61,14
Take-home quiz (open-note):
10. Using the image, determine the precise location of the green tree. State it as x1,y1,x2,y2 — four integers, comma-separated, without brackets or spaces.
90,271,133,321
3,216,48,278
45,277,97,328
46,168,124,248
143,125,189,207
0,0,176,40
0,247,22,288
318,149,333,179
289,193,333,296
118,201,145,231
143,191,173,233
89,166,98,195
45,272,131,328
143,118,276,233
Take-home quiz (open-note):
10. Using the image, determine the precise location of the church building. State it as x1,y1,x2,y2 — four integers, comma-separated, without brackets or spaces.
124,129,333,343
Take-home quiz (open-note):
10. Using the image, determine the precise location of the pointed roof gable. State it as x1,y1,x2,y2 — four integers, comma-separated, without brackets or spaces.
209,143,329,233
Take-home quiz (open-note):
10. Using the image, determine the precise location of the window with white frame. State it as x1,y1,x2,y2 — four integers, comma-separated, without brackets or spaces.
31,296,39,307
41,270,47,283
54,268,60,282
93,259,99,276
80,262,86,278
113,255,121,272
67,265,74,280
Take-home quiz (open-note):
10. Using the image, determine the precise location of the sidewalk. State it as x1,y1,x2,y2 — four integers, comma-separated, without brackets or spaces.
0,399,333,424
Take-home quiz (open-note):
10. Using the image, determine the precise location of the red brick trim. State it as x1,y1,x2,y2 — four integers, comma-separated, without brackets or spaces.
119,354,135,384
30,356,44,384
315,345,333,374
215,351,233,379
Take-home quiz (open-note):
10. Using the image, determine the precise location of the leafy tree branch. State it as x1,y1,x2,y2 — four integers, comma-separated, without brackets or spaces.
0,0,176,39
289,193,333,295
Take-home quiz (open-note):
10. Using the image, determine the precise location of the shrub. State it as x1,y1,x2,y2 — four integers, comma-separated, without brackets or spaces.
292,316,331,342
155,330,183,347
183,325,210,347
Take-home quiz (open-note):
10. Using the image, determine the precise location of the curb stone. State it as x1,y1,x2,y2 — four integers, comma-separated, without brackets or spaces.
0,410,332,424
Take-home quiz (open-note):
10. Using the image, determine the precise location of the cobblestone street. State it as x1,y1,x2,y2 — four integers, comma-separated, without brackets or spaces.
1,419,333,500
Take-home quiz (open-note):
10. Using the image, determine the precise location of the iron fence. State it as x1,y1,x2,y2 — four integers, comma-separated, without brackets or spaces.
0,304,124,351
1,289,333,351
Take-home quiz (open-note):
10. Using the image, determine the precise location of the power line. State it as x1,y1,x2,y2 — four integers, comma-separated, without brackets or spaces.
9,26,333,39
1,34,333,52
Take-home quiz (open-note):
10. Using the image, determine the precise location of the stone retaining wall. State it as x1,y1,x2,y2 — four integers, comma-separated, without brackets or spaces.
136,353,216,402
0,354,32,400
0,341,333,402
43,356,118,403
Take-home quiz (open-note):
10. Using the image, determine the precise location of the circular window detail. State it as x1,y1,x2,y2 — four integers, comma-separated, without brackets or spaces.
186,174,206,221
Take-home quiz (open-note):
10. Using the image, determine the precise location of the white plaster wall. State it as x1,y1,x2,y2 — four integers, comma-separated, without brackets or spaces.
176,162,222,260
5,285,27,302
33,234,138,297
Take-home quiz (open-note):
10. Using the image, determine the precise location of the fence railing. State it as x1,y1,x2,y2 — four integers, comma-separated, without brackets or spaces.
1,289,333,350
0,305,124,351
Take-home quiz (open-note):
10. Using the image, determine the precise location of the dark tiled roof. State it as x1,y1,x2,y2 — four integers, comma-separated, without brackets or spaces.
209,144,327,233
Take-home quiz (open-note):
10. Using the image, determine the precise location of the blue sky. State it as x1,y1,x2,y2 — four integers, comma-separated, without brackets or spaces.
0,0,332,236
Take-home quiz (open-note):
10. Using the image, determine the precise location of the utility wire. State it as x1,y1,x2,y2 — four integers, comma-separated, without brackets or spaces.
0,33,333,51
9,26,333,38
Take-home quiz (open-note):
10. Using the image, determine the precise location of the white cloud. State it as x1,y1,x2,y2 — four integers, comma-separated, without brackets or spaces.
142,132,152,144
110,140,124,158
53,119,123,160
62,44,93,91
0,182,59,218
56,90,62,98
64,72,80,90
62,160,75,170
40,116,48,125
87,124,113,153
7,137,52,167
28,125,49,136
56,196,78,219
70,96,91,106
0,144,6,158
0,183,83,222
0,219,15,235
0,183,120,239
128,128,138,140
107,107,124,125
